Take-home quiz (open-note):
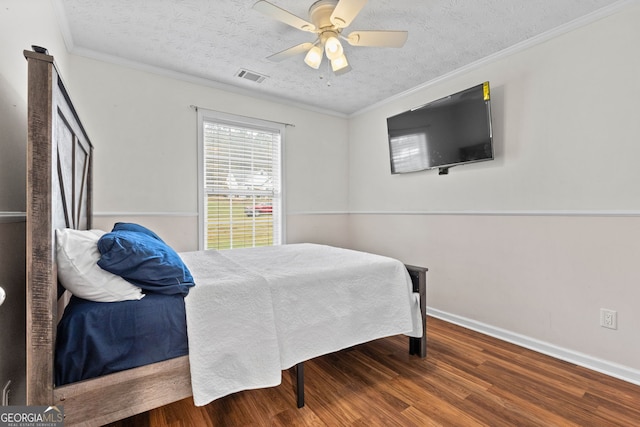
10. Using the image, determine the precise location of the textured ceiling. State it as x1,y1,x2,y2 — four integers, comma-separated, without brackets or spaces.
55,0,622,115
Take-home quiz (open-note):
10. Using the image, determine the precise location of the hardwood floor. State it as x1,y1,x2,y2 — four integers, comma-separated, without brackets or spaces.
105,317,640,426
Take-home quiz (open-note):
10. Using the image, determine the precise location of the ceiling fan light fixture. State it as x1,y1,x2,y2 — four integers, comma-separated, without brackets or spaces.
331,54,350,74
304,45,323,69
324,35,343,60
254,0,408,78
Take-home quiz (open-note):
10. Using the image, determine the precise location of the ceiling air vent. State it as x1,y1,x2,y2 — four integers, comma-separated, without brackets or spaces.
235,69,267,83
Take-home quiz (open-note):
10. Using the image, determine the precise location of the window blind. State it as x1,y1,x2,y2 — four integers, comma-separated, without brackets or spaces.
202,118,282,250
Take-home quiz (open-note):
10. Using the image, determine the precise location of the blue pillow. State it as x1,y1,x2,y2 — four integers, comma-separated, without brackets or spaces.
112,222,163,241
97,230,195,296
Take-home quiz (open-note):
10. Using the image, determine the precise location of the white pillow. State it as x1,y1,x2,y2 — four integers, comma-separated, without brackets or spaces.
55,228,144,302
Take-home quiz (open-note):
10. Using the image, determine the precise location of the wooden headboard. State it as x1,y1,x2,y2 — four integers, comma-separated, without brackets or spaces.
25,49,93,405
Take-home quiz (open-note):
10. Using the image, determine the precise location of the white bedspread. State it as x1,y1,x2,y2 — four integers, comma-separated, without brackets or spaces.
181,250,281,406
182,243,422,407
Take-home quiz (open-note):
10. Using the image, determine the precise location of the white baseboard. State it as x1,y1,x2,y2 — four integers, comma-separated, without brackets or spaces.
427,307,640,387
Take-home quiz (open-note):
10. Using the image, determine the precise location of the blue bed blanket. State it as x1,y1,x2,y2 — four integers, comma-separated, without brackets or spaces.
55,293,188,386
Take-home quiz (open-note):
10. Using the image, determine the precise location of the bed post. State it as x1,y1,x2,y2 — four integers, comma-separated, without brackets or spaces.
295,362,304,408
25,49,57,406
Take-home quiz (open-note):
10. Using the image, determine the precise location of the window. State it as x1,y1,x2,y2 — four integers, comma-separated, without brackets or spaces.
198,110,284,250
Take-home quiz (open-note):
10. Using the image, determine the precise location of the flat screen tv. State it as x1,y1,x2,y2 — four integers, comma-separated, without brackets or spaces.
386,82,493,174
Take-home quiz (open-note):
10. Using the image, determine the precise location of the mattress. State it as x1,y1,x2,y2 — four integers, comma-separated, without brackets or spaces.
55,293,188,386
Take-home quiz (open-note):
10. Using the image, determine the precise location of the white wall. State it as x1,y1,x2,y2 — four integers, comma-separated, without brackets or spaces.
0,0,70,212
66,55,351,251
347,4,640,380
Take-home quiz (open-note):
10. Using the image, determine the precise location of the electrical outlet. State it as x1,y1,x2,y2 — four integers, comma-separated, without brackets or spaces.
600,308,617,330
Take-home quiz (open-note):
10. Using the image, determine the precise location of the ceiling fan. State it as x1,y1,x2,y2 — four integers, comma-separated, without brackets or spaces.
253,0,408,75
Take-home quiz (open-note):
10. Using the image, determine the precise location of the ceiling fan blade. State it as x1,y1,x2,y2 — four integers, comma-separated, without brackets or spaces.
330,0,368,28
253,1,316,32
346,30,408,47
266,42,315,62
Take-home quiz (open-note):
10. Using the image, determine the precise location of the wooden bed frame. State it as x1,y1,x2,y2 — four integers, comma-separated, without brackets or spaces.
25,49,426,426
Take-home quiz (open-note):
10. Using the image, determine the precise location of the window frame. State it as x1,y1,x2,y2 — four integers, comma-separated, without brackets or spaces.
197,108,286,250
